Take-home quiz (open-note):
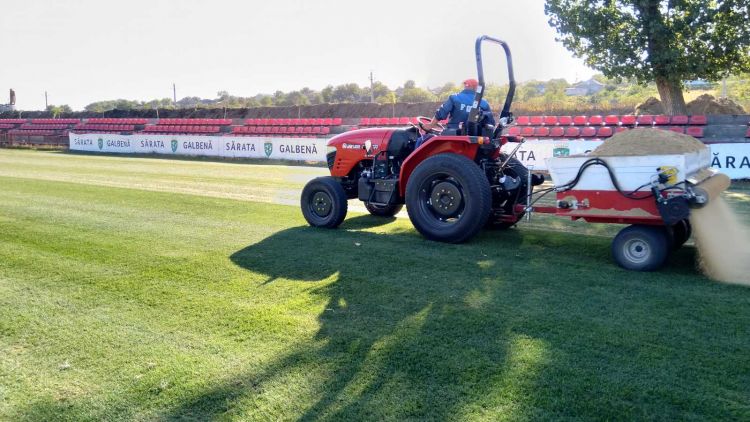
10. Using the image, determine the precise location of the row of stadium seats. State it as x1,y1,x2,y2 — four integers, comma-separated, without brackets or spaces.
8,129,62,136
87,118,147,125
244,118,343,126
232,126,331,135
508,125,704,138
0,119,27,124
360,117,418,126
20,124,70,130
514,114,707,126
144,125,222,133
75,124,136,131
156,118,232,126
30,118,80,124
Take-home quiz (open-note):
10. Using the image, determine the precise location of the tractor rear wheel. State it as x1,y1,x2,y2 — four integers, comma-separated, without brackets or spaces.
365,202,403,217
405,153,491,243
301,176,348,228
612,225,670,271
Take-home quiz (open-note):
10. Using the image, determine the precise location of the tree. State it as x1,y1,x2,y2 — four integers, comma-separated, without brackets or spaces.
46,104,72,117
545,0,750,114
331,83,363,103
399,87,437,103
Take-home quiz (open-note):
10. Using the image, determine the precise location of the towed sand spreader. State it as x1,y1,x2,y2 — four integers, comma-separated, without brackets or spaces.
528,144,731,270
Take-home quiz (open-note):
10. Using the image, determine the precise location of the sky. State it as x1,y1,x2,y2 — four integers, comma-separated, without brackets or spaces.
0,0,596,111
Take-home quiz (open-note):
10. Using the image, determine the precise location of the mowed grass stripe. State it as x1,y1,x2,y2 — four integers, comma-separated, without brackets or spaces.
0,150,748,420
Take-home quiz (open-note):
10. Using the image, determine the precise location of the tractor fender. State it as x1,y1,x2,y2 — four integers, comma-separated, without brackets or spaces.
398,136,487,197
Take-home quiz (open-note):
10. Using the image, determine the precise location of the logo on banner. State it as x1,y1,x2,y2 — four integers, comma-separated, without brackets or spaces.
171,139,178,153
264,142,273,157
98,138,104,150
553,142,570,157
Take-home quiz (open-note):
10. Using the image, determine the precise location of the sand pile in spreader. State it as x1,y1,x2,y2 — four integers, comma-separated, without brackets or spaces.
591,128,706,156
592,128,750,285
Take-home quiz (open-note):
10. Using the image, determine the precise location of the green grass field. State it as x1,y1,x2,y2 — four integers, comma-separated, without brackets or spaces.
1,149,750,421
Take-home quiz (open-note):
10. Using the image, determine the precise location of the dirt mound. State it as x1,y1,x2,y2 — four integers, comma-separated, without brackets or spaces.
634,97,664,115
591,128,706,156
687,94,745,115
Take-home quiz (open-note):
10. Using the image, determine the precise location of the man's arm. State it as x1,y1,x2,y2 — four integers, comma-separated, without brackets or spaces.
423,96,454,130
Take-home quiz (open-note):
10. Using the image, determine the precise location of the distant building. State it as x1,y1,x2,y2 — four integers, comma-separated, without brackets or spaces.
565,78,604,96
685,79,713,90
0,104,14,112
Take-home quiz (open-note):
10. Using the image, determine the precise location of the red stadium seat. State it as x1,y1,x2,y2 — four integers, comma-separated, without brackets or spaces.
686,127,704,137
359,117,370,126
654,115,670,125
557,116,573,126
312,127,322,134
588,115,603,126
689,115,707,125
521,127,535,136
332,118,342,125
322,118,333,126
597,127,613,137
543,116,558,126
549,127,565,137
515,116,530,125
534,127,550,137
321,127,331,135
564,127,581,137
580,127,597,137
668,126,685,134
529,116,544,125
398,117,410,125
620,115,636,126
572,116,588,126
507,126,522,136
387,117,399,125
637,115,654,125
671,115,689,125
604,115,620,126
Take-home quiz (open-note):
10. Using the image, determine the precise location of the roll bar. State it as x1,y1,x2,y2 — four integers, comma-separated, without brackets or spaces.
467,35,516,129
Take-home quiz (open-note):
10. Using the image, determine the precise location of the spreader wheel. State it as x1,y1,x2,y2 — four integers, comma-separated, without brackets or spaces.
671,219,692,250
612,225,670,271
405,153,491,243
301,176,348,228
365,202,403,217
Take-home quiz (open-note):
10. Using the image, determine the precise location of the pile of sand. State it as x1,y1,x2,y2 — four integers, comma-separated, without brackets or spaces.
687,94,746,115
634,97,664,115
634,94,746,115
591,128,707,156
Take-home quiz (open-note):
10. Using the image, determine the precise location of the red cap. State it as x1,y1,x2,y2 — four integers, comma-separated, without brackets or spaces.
463,78,479,89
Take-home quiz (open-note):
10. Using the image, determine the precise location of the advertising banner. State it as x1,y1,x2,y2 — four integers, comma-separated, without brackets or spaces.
70,133,327,162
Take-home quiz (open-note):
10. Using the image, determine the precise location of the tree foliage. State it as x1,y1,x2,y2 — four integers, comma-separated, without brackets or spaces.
545,0,750,114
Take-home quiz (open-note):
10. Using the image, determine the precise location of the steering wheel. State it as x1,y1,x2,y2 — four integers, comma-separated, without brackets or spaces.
411,116,444,135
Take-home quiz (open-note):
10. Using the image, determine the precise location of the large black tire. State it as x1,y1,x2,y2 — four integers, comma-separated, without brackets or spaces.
612,225,670,271
486,154,529,230
405,153,492,243
365,202,403,217
301,177,348,228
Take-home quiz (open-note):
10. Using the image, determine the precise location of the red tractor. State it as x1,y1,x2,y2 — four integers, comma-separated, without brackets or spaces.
301,35,543,243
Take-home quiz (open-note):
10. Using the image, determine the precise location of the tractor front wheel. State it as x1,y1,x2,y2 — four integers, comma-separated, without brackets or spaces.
365,202,403,217
405,153,491,243
301,177,348,228
612,225,670,271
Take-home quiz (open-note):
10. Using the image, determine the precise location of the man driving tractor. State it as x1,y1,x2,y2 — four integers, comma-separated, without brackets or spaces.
416,78,495,148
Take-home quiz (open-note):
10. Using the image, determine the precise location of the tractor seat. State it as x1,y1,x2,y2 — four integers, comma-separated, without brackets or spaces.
387,129,417,160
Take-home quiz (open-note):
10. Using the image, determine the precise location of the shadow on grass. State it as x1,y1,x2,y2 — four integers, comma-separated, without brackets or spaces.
16,216,750,420
154,216,748,420
62,149,327,167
